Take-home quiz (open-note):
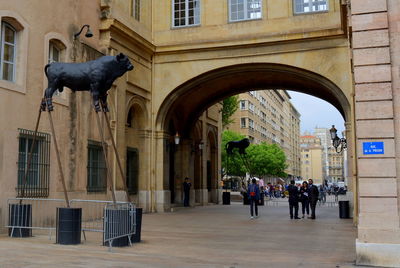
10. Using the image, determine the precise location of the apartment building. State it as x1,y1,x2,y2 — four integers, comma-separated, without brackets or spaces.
229,90,301,178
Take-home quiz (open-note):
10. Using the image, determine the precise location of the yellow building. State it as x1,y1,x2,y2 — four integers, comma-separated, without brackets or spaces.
300,135,323,184
328,145,344,183
228,90,301,177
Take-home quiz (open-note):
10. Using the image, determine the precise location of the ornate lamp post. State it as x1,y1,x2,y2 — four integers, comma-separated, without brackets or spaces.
329,125,347,153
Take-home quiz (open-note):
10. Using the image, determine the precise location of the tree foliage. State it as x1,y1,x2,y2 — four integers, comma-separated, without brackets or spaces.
247,142,287,178
222,96,239,128
221,130,247,178
222,131,287,180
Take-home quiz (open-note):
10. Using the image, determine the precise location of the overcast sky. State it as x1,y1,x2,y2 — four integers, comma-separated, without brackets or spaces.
287,91,345,135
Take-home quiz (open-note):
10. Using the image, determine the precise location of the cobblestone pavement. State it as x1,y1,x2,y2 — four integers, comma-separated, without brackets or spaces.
0,202,361,268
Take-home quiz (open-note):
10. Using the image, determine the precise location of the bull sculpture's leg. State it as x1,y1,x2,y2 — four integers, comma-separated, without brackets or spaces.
100,94,109,112
90,86,101,112
44,87,57,111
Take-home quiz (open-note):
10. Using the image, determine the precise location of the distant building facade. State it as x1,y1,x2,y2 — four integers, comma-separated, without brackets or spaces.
313,127,331,181
229,90,301,178
300,135,323,184
327,145,344,183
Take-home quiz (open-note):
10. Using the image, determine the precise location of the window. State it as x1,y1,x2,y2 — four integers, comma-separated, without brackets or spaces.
126,148,139,194
173,0,200,27
241,117,247,128
240,100,246,110
87,141,107,192
248,102,254,112
249,119,254,130
1,22,16,82
260,97,266,107
17,129,50,197
294,0,328,14
48,42,61,96
229,0,262,22
132,0,141,21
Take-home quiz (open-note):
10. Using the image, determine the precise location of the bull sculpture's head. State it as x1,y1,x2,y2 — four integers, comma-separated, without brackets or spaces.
116,53,134,73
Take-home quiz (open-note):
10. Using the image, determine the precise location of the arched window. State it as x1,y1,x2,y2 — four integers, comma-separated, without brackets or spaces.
127,107,134,128
1,22,16,82
48,39,66,96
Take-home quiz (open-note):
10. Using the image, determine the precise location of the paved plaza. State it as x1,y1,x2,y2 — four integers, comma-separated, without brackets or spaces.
0,201,359,268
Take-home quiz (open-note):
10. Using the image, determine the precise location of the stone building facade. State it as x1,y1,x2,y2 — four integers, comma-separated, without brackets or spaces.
328,144,344,183
300,135,323,184
0,0,399,265
228,89,301,178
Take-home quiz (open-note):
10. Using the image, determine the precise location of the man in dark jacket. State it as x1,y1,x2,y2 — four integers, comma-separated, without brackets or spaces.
308,179,319,219
247,178,260,219
288,180,300,219
183,177,191,207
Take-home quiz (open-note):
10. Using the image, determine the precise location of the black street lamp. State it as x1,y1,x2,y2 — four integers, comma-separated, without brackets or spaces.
74,24,93,40
329,125,347,153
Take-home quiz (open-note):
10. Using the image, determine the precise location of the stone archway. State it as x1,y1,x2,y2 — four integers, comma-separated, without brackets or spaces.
154,62,354,214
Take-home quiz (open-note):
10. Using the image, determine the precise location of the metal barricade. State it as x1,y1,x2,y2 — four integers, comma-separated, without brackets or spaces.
6,198,66,239
103,202,136,251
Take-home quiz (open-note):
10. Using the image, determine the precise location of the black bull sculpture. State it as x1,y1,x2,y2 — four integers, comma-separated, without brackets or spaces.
44,53,134,112
225,138,250,155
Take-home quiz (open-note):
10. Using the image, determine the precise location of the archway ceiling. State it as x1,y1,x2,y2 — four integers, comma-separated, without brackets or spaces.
162,63,349,137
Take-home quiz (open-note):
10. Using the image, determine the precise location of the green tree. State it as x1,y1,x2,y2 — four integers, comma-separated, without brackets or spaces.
221,96,239,128
221,130,247,178
247,143,287,178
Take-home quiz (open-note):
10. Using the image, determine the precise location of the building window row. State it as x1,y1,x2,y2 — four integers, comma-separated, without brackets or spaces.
173,0,328,27
17,129,139,197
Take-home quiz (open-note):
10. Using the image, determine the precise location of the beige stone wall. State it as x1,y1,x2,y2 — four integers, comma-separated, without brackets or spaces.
351,0,400,266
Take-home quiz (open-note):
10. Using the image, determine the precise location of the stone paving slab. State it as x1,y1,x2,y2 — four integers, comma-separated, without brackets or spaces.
0,202,368,268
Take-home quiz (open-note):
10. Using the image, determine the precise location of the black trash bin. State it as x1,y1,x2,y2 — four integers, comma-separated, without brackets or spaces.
131,208,142,243
56,207,82,245
222,192,230,205
339,201,350,219
8,204,32,237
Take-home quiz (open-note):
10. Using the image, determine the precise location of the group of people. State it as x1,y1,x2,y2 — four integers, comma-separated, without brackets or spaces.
288,179,319,219
246,178,320,220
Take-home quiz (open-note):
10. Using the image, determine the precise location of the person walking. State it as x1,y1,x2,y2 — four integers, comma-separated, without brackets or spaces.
299,181,310,218
319,184,326,204
183,177,191,207
308,179,319,219
248,178,260,219
288,180,300,219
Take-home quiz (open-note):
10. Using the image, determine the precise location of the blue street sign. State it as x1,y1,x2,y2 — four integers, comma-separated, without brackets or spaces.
363,142,384,155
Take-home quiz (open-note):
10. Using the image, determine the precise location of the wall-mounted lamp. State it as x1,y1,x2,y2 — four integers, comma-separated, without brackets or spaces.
74,24,93,40
329,125,347,153
174,132,180,145
198,142,204,150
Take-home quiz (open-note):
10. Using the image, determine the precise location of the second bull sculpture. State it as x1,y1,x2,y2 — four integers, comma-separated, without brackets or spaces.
43,53,134,112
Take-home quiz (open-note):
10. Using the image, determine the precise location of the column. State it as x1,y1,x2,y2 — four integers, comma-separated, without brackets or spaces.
352,0,400,266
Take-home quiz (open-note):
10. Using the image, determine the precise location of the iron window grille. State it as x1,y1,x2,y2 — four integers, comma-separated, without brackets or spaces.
293,0,328,14
87,140,107,193
17,128,50,198
126,148,139,194
172,0,200,28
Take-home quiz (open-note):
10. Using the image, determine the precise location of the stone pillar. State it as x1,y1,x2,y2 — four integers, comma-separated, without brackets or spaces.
153,131,170,212
351,0,400,266
201,113,208,205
